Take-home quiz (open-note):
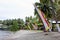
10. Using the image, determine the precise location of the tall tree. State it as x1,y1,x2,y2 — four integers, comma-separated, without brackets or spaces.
34,0,58,31
17,18,25,29
34,0,52,20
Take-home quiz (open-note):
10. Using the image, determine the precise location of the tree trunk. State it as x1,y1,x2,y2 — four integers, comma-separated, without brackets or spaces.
32,24,38,30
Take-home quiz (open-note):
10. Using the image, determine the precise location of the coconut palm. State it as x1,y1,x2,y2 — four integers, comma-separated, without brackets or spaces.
34,0,53,20
25,16,39,30
17,18,25,29
34,0,58,31
25,16,32,30
34,0,52,31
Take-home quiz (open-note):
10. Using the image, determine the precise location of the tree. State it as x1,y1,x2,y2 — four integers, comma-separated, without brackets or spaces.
56,9,60,21
55,0,60,21
34,0,52,20
25,17,32,30
25,16,39,30
34,0,53,31
34,0,59,31
9,20,19,31
17,18,25,29
0,20,2,24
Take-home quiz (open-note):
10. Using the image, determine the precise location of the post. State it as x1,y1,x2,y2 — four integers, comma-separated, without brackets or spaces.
56,23,60,32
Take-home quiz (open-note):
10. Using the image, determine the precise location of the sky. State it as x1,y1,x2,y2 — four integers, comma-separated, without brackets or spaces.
0,0,39,21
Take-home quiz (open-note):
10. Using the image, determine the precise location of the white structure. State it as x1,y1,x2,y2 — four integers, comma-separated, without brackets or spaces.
49,20,60,32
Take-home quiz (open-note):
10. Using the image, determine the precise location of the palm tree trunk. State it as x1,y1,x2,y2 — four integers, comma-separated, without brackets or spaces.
32,24,38,30
27,22,31,30
28,25,31,30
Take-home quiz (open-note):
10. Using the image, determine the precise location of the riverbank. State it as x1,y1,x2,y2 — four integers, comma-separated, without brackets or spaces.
7,30,43,39
1,30,60,40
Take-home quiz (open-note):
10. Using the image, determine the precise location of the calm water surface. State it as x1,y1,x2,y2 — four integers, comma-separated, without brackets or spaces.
0,30,13,38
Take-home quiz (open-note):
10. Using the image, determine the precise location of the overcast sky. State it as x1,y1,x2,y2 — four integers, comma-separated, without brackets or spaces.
0,0,39,20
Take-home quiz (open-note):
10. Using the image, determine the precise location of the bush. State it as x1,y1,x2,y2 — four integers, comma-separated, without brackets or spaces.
9,20,19,31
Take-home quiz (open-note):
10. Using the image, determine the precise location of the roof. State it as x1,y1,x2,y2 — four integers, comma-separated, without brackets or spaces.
49,20,60,23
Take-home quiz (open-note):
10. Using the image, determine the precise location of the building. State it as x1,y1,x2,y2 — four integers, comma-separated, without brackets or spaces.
49,20,60,31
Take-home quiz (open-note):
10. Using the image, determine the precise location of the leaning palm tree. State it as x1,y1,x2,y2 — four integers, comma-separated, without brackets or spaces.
25,16,39,30
34,0,52,20
34,0,58,31
34,0,52,31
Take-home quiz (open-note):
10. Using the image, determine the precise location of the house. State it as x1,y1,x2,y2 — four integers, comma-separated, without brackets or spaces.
49,20,60,32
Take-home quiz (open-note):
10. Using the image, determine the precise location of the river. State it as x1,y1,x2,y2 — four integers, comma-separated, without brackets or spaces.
0,30,13,38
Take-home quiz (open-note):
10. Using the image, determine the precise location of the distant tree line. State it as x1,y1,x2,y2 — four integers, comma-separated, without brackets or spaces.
0,18,25,31
0,16,43,31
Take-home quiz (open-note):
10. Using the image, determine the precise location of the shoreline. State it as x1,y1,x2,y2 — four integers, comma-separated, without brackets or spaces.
1,30,60,40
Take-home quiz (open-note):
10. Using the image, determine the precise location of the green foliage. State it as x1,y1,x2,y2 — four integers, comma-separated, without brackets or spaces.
56,9,60,21
25,16,32,30
25,16,42,30
2,19,12,26
9,20,19,31
58,1,60,5
34,0,59,20
0,18,25,31
0,20,2,24
18,19,25,29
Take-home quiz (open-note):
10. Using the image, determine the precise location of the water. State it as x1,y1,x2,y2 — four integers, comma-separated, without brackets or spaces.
0,30,13,38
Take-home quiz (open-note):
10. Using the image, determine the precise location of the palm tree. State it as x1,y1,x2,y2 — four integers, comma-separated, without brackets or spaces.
34,0,52,20
34,0,58,31
34,0,53,31
25,16,39,30
25,17,32,30
17,18,25,29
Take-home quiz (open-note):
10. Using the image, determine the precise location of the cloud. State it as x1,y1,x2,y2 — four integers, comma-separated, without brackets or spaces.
0,0,39,20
